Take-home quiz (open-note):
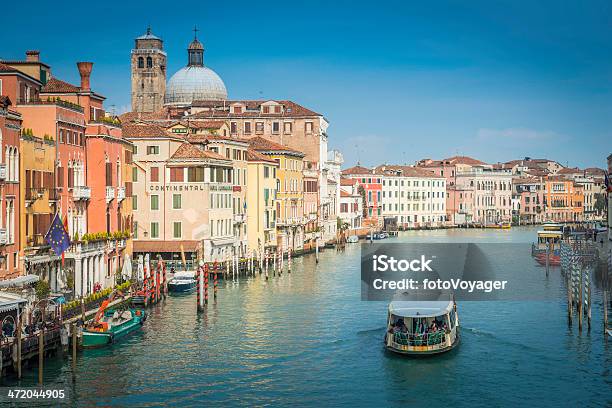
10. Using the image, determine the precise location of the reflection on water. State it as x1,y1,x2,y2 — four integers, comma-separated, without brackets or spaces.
1,227,609,407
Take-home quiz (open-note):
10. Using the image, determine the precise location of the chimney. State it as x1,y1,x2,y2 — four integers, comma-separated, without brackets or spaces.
76,61,93,91
25,50,40,62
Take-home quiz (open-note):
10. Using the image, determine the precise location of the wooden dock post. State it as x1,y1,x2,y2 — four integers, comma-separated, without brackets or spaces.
545,241,550,277
578,265,583,332
71,323,77,372
265,250,269,280
280,247,284,275
214,263,218,300
272,251,277,276
197,263,204,312
604,286,608,337
204,264,209,305
288,248,292,273
16,317,22,379
315,237,319,263
38,329,44,385
567,273,573,326
587,274,592,331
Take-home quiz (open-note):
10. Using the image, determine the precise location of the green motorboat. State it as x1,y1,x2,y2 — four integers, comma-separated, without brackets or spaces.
82,308,146,348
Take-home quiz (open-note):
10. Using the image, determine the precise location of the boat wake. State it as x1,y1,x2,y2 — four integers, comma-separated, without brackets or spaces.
463,326,542,352
357,326,386,335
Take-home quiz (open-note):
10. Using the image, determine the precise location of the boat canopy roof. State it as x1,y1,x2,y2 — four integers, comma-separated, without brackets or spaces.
542,223,563,231
388,300,453,318
537,231,563,238
173,271,195,279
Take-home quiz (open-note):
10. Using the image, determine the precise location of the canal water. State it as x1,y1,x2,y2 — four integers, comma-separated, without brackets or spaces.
3,227,610,407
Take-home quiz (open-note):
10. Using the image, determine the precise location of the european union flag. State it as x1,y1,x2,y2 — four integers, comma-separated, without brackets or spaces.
45,213,71,256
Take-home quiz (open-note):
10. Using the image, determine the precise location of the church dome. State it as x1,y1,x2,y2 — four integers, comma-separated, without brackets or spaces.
164,32,227,106
165,66,227,106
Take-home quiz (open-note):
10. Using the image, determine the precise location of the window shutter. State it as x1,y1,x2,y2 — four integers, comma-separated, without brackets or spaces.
106,162,112,186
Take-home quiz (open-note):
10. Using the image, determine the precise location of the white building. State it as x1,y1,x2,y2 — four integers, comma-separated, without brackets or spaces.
339,178,363,232
374,165,446,228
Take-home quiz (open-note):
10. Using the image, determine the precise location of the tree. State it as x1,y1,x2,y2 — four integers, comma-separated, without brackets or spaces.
35,280,51,300
358,185,368,218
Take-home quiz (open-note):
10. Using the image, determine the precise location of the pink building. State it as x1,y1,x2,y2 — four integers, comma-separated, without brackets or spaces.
341,165,381,227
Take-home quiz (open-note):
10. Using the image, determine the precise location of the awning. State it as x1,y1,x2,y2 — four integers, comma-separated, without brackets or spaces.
0,274,40,288
133,240,199,254
0,293,28,314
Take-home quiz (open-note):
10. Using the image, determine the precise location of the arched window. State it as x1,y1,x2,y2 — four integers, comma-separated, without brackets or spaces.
138,57,144,68
146,57,153,68
5,147,10,181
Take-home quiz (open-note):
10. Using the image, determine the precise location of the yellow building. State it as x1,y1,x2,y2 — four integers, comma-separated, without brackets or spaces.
247,137,305,252
246,148,278,254
19,131,60,285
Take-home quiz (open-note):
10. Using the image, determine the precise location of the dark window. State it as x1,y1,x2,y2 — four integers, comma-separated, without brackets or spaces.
106,162,112,186
138,57,144,68
147,57,153,68
150,166,159,182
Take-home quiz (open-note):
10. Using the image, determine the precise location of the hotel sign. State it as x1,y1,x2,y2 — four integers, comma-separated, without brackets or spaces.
150,185,206,191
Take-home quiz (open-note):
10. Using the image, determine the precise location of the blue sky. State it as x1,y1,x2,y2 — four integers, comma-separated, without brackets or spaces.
3,0,611,168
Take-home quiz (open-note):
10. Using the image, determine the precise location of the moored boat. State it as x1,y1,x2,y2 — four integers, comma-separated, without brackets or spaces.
346,235,359,243
384,298,459,356
168,271,196,293
82,308,146,348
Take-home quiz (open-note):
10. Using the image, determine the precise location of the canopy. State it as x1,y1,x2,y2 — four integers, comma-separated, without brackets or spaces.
121,253,133,280
0,293,28,314
0,274,39,288
389,300,453,318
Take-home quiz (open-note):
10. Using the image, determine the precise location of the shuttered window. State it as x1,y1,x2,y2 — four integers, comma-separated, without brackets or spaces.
106,162,112,186
150,167,159,182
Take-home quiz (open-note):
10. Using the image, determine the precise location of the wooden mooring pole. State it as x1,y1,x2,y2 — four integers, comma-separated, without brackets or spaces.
578,265,583,332
38,329,44,385
16,317,22,379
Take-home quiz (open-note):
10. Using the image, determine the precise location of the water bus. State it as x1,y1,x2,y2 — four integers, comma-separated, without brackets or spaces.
384,297,459,356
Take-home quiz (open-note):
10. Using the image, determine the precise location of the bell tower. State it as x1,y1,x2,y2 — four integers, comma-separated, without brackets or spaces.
131,27,166,113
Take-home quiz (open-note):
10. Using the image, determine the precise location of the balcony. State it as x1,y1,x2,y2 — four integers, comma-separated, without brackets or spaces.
0,164,6,181
233,213,246,223
73,185,91,200
26,187,45,202
0,228,7,245
105,186,115,203
116,186,126,202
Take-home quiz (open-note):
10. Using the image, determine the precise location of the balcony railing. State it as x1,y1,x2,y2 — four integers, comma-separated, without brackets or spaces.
0,164,6,181
233,213,246,223
116,186,126,202
73,185,91,200
0,228,7,245
26,187,46,201
105,186,115,203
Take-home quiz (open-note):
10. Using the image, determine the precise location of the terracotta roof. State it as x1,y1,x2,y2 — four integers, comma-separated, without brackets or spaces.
133,240,199,253
119,109,172,124
122,122,171,139
340,177,358,186
584,167,605,176
189,100,321,118
373,164,439,178
170,143,228,161
0,62,17,72
187,134,248,145
247,136,305,156
342,165,372,175
246,148,278,164
41,77,80,93
442,156,486,165
557,167,582,175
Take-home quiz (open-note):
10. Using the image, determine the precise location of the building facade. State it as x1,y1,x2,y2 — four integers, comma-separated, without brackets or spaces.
246,149,278,253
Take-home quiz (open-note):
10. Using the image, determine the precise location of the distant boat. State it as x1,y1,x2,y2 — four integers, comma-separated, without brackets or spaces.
168,271,196,293
346,235,359,243
384,297,459,356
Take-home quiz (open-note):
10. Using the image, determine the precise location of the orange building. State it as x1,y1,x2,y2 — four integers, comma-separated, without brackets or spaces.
0,96,22,279
544,176,584,222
